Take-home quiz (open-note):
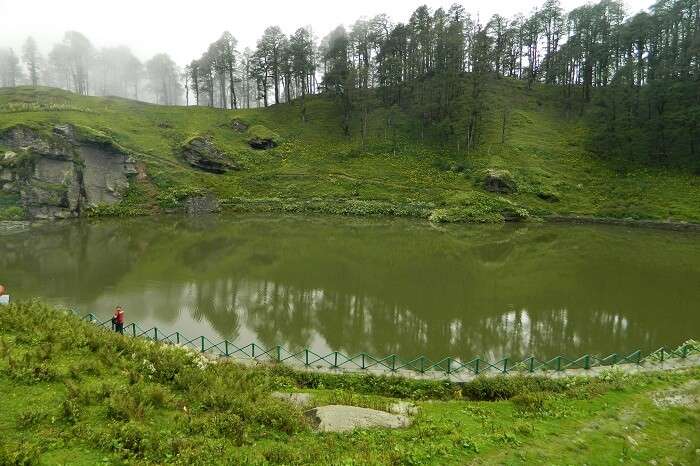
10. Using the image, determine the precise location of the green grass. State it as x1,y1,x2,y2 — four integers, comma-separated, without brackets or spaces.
0,82,698,223
1,301,699,465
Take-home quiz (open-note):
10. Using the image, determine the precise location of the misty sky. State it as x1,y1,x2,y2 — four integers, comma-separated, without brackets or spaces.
0,0,653,65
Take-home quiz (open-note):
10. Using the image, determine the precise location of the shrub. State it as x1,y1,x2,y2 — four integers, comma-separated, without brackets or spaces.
511,391,552,413
106,389,147,421
16,408,48,429
144,384,170,408
60,398,81,424
0,440,43,465
461,376,564,401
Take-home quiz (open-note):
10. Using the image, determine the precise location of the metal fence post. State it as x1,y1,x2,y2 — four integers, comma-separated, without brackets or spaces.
224,340,229,357
333,351,338,368
154,327,158,341
304,349,309,366
682,344,689,359
391,354,397,372
528,357,535,373
200,336,205,353
419,356,425,374
131,323,136,337
583,355,590,370
556,356,562,371
447,357,452,375
251,343,256,358
276,345,282,363
361,353,366,370
474,358,480,375
502,358,509,374
176,332,180,345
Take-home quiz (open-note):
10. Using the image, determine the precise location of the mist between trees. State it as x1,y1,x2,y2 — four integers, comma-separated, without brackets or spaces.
0,0,697,162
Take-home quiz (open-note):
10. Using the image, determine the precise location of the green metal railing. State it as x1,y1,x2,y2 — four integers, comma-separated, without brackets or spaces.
78,311,699,377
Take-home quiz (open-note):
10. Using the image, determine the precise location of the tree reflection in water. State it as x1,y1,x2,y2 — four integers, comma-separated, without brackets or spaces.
2,215,699,360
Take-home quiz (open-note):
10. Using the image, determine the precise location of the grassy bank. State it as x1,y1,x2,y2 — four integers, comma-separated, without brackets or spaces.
1,82,699,223
1,301,699,465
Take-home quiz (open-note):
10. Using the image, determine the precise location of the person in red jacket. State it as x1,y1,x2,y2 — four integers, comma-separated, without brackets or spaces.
113,306,125,334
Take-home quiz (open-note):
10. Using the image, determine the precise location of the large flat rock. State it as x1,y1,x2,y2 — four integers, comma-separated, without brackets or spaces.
305,405,411,432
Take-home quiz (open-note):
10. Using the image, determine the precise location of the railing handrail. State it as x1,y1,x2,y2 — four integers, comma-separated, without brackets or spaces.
73,310,699,378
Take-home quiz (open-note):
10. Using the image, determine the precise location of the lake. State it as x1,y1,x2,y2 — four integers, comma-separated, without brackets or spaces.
2,214,699,362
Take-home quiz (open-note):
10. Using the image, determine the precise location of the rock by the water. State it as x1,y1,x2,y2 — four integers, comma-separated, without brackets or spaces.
482,168,517,194
183,194,221,215
305,405,411,432
181,136,240,174
271,391,313,407
0,124,137,219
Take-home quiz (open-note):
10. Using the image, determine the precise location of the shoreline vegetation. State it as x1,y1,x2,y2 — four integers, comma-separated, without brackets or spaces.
1,301,699,464
1,84,700,225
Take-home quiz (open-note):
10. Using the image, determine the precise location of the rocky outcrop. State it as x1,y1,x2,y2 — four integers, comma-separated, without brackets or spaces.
481,168,517,194
0,124,137,220
246,125,280,150
181,136,240,174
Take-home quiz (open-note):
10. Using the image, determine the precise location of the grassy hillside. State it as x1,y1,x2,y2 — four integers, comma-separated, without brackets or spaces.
1,301,699,465
1,81,699,223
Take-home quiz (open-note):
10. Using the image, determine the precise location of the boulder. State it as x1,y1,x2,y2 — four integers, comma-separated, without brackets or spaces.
181,136,240,174
183,194,221,215
482,169,517,194
305,405,411,432
246,125,280,150
537,189,560,202
231,118,249,133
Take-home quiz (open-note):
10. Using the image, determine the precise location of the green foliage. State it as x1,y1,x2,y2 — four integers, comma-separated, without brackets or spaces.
0,301,699,464
0,206,24,220
0,82,699,224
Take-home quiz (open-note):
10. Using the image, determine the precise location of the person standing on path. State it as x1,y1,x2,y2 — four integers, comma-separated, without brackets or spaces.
0,284,9,305
113,306,125,334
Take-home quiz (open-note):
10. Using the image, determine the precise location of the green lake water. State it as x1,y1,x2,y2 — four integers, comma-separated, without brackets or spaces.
2,214,699,361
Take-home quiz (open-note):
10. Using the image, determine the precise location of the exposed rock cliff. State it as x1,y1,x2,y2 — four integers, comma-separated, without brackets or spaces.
0,124,137,219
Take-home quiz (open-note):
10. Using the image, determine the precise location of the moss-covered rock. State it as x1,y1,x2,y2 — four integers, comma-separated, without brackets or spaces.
181,136,241,173
481,168,517,194
247,125,281,149
537,189,560,202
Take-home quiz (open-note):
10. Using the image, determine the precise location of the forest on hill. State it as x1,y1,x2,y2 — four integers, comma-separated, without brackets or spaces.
0,0,698,167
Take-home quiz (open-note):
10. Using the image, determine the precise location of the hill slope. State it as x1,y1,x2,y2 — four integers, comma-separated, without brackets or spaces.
1,82,699,223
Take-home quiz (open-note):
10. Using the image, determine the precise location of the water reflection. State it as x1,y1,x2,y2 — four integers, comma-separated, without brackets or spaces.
2,215,699,360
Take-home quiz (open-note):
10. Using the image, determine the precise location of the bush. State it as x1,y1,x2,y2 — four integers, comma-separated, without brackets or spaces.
16,408,48,429
106,389,147,421
461,376,564,401
0,440,43,465
60,398,81,424
511,391,552,413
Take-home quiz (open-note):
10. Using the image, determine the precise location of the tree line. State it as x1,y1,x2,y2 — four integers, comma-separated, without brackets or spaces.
0,31,181,105
1,0,697,162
